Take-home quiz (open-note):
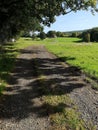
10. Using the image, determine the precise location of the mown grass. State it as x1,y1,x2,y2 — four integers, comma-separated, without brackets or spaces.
12,37,98,89
2,37,98,89
29,37,98,81
43,38,98,80
0,38,35,95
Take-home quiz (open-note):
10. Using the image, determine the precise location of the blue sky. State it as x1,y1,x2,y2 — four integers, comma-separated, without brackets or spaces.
44,10,98,33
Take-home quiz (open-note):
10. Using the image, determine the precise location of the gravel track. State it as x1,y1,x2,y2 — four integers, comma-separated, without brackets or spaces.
0,45,98,129
0,46,50,130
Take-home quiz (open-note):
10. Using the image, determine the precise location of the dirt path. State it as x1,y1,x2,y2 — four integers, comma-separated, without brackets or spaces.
0,45,98,130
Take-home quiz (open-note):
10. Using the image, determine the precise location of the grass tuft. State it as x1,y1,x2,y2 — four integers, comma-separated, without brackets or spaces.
0,82,6,95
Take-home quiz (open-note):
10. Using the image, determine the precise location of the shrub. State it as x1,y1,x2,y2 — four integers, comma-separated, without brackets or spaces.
39,32,46,40
83,32,90,42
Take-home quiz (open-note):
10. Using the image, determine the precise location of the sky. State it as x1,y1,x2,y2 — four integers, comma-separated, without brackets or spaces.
44,10,98,33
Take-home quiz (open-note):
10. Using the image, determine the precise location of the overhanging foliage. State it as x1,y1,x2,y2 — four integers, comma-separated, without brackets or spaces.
0,0,97,43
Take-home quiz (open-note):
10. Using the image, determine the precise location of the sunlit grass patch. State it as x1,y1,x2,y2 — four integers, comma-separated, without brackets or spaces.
0,81,6,95
44,38,98,82
42,94,85,130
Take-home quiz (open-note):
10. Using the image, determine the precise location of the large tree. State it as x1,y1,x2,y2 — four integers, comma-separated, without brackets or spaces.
0,0,97,43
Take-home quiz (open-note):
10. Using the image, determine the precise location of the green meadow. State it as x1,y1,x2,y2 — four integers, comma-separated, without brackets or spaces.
1,37,98,84
1,37,98,93
14,37,98,82
43,37,98,79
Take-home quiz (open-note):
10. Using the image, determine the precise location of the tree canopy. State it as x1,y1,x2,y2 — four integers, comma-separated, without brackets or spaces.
0,0,97,43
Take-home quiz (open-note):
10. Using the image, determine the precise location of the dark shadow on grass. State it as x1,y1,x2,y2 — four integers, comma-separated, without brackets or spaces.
60,57,76,61
25,38,32,41
2,42,14,46
73,39,83,43
0,48,85,121
0,53,16,81
58,56,76,63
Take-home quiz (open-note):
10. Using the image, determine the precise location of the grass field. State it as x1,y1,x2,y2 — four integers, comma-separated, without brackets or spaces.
1,37,98,86
2,37,98,81
43,37,98,80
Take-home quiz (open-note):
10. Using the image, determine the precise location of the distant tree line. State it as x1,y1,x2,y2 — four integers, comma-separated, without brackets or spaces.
82,28,98,42
21,30,82,40
21,27,98,43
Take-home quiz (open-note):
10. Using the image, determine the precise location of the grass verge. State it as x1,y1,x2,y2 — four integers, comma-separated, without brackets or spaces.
84,77,98,90
0,38,35,95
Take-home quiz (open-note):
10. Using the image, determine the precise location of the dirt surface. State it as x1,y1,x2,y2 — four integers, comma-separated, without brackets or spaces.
0,45,98,130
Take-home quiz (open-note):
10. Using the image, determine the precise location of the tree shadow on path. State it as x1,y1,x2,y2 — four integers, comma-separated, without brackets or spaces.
0,47,86,121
